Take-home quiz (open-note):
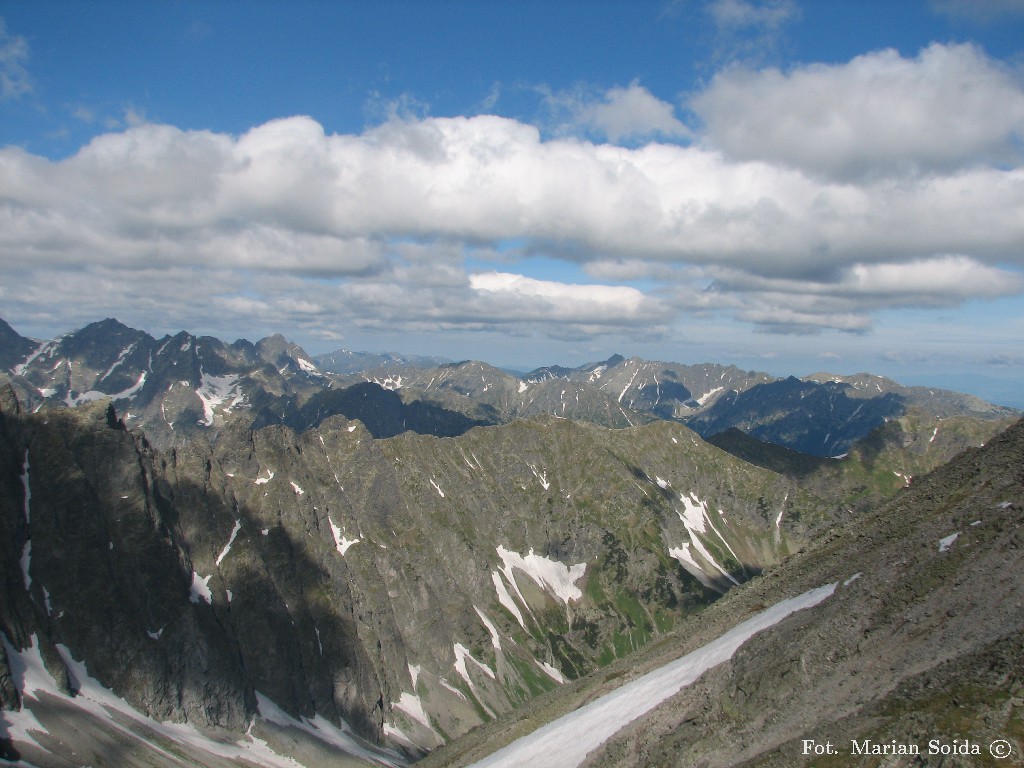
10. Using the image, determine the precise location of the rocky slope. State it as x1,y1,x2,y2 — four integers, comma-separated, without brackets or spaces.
0,385,825,765
420,417,1024,768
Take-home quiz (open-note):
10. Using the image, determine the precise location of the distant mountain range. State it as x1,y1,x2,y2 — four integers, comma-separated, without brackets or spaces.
1,316,1016,458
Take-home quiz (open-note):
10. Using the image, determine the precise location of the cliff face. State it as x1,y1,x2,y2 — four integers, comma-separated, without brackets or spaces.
0,388,820,763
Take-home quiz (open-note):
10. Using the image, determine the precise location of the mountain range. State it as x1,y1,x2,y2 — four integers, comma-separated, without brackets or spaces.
0,315,1021,766
1,316,1016,456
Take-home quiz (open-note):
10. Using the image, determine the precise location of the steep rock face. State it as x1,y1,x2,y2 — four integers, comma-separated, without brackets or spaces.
0,389,826,761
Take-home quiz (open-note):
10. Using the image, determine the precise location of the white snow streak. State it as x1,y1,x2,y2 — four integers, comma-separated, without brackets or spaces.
466,583,838,768
290,481,305,495
671,493,739,586
19,540,31,591
491,571,527,629
215,519,243,567
618,368,639,403
430,478,445,497
938,533,959,552
535,660,565,684
475,607,502,650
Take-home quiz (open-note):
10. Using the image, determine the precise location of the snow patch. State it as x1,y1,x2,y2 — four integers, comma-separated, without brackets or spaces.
529,464,551,491
938,533,959,553
393,691,434,732
290,481,305,495
190,571,213,604
496,546,586,604
19,540,31,591
672,493,739,586
454,642,495,683
65,370,147,406
430,478,445,497
535,660,564,684
254,469,275,485
329,516,360,555
696,386,724,406
195,370,243,426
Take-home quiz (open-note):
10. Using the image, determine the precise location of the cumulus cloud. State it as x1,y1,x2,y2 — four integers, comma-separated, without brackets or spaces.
3,42,1024,344
691,43,1024,179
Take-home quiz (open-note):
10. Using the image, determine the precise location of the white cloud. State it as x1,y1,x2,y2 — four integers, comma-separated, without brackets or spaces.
575,82,690,143
691,43,1024,179
539,82,689,144
469,271,665,326
695,256,1024,334
3,42,1024,344
708,0,798,31
0,18,31,100
704,0,800,66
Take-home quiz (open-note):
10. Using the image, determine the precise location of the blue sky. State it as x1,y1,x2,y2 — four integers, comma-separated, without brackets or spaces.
1,0,1023,405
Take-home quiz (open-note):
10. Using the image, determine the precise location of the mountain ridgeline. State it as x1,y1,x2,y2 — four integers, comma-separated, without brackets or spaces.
0,317,1017,457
